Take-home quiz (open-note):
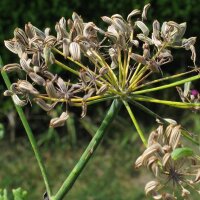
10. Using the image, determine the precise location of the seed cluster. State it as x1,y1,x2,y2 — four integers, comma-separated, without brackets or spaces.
135,120,200,199
3,4,197,127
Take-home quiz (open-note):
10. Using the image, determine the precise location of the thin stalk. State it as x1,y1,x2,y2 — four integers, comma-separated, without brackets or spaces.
131,95,200,109
0,57,52,197
128,98,199,146
55,60,79,76
122,100,147,146
134,69,197,90
132,74,200,95
53,99,121,200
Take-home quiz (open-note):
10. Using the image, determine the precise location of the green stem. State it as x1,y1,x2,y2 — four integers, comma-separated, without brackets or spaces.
131,95,200,109
55,59,79,76
122,100,147,147
128,98,199,146
0,57,52,197
53,99,121,200
134,69,197,90
132,74,200,95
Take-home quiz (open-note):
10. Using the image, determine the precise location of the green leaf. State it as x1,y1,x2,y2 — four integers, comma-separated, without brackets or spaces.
12,188,27,200
171,147,194,160
0,189,8,200
0,124,5,140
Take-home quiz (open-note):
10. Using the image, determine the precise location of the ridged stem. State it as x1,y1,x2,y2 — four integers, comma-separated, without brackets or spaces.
53,99,121,200
0,57,52,197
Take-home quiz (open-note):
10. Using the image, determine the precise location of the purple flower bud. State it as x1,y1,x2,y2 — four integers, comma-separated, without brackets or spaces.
191,89,199,97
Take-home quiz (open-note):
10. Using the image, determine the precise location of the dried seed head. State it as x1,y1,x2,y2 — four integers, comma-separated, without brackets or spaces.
130,53,147,65
4,40,18,54
14,28,28,46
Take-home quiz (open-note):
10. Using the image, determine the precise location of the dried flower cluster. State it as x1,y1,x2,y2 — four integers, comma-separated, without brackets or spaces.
3,4,197,128
135,120,200,199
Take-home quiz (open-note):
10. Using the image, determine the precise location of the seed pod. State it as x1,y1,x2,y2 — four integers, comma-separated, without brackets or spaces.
3,90,13,96
127,9,141,22
43,71,55,80
145,180,160,196
169,125,181,149
81,101,87,118
63,38,70,58
14,28,28,46
57,77,68,93
34,98,57,112
137,33,153,45
142,3,151,21
20,58,33,73
101,16,113,24
46,80,60,98
10,83,23,94
99,67,109,76
17,80,39,95
4,40,18,54
29,72,46,86
69,42,81,61
135,21,149,36
3,63,21,72
50,112,69,128
130,53,147,65
135,155,143,169
25,22,35,39
44,35,57,46
148,60,160,73
96,84,108,95
12,94,28,107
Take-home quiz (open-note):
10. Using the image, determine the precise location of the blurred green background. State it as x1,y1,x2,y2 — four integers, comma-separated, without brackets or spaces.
0,0,200,199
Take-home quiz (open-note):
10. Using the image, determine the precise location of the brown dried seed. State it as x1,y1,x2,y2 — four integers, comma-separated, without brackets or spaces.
142,3,151,21
20,58,33,73
145,180,160,195
162,152,171,167
34,98,57,112
4,40,18,54
130,53,147,65
142,143,164,165
46,80,60,98
3,63,21,72
169,125,181,149
17,80,39,95
44,35,57,46
50,112,69,128
29,72,46,86
127,9,141,22
3,90,13,96
96,84,108,95
69,42,81,61
12,94,28,107
81,101,87,118
25,22,35,39
137,33,153,45
101,16,113,24
63,38,70,58
135,155,143,169
148,131,159,147
14,28,28,45
57,77,68,93
99,67,109,76
135,21,149,36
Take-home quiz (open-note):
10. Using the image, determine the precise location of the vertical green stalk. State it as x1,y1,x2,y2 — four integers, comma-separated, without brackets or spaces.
53,99,121,200
0,57,52,197
122,100,147,147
